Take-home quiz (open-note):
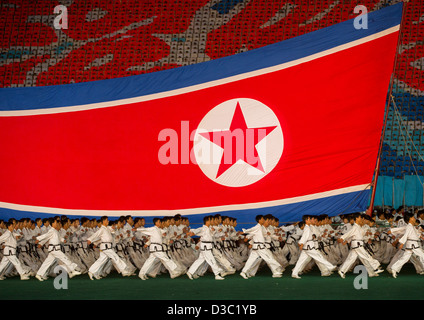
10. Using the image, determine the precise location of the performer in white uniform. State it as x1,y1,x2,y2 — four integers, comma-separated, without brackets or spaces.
87,216,134,280
389,212,424,278
186,216,226,280
0,221,32,280
240,215,283,279
291,215,336,279
35,218,82,281
337,213,384,278
136,218,184,280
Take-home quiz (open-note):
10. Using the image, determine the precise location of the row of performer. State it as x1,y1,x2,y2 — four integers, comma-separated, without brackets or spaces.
0,210,424,281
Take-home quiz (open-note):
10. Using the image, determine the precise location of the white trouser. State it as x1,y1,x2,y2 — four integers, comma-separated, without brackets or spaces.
139,251,179,277
241,248,283,276
339,247,380,274
410,254,424,273
0,255,29,276
212,248,235,272
391,248,424,273
188,249,223,276
387,249,403,271
37,250,78,277
292,249,335,276
88,249,128,276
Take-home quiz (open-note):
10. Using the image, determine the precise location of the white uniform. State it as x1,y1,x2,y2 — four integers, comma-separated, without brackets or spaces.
241,223,283,277
282,225,302,265
211,225,236,274
0,230,31,279
87,225,132,278
137,226,182,279
36,227,80,279
390,223,424,275
187,225,225,277
292,224,336,278
338,223,381,276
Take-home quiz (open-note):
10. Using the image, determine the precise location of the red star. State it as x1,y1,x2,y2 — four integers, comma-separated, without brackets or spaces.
200,102,277,179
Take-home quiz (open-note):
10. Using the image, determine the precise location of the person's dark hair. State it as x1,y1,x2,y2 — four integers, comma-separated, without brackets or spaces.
256,215,264,223
351,212,360,221
6,221,14,228
302,215,311,222
385,213,394,220
404,212,414,224
153,217,161,225
364,215,373,221
203,216,210,224
81,217,89,224
100,216,109,223
394,216,403,222
264,214,274,221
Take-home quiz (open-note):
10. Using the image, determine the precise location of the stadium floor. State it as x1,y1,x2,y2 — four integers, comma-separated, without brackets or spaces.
0,264,423,300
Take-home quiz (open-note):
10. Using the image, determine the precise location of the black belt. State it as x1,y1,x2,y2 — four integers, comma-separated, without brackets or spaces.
133,242,145,252
3,245,17,256
200,242,214,251
224,240,234,251
303,240,317,250
149,243,164,253
48,244,62,252
252,242,266,250
351,240,364,249
100,242,113,250
265,242,275,251
173,240,183,250
405,239,421,250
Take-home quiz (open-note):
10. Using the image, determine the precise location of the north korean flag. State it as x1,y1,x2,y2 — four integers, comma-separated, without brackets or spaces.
0,3,403,225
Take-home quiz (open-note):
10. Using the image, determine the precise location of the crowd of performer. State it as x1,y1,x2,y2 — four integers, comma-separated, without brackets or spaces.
1,207,424,281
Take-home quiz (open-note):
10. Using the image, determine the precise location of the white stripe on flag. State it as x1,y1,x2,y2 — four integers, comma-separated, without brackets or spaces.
0,184,370,216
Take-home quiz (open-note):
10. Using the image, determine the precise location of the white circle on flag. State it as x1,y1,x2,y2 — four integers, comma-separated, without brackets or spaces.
193,98,284,187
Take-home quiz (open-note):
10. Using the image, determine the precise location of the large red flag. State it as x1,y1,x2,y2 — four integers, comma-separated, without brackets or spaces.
0,3,402,224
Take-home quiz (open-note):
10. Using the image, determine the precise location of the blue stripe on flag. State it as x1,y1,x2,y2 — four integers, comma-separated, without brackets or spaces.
0,189,370,229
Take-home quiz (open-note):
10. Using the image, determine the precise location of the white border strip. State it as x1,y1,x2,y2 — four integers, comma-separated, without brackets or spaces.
0,184,370,217
0,26,399,117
